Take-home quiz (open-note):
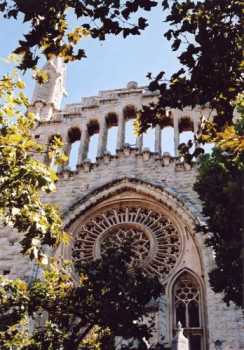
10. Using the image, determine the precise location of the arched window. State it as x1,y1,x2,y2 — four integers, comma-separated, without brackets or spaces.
161,126,174,156
106,113,118,155
87,120,99,162
46,134,62,170
124,105,137,146
173,272,203,350
143,127,154,151
160,116,174,156
68,127,81,170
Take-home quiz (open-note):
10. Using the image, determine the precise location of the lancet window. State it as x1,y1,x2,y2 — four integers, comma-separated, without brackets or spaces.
173,273,203,350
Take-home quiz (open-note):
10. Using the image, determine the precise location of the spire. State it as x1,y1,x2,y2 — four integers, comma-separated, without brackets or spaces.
30,57,67,121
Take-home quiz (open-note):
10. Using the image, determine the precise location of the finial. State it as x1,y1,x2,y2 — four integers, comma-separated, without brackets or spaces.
176,321,183,331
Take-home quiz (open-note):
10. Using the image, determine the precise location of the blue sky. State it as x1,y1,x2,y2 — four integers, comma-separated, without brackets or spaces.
0,5,180,103
0,5,202,167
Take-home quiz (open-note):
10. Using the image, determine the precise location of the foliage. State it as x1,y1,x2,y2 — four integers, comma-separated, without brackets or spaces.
194,145,243,307
193,96,244,307
178,140,204,165
0,57,68,261
135,0,243,307
137,0,242,134
0,0,157,71
0,241,162,350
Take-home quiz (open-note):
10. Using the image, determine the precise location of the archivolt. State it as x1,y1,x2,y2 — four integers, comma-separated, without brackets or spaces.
62,177,199,232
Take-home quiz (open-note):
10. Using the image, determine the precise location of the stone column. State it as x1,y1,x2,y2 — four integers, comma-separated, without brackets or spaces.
136,134,143,152
63,133,71,160
97,115,108,157
116,109,125,150
173,111,180,157
77,122,89,164
155,124,162,156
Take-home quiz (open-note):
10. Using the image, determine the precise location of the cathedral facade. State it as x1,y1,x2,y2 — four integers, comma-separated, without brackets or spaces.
0,59,243,349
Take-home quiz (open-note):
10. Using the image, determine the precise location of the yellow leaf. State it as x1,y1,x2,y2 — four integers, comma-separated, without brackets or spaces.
0,57,10,64
6,107,14,117
16,80,26,89
34,70,48,84
8,54,19,63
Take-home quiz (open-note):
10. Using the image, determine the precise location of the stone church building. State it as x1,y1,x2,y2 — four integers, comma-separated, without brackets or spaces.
0,58,243,349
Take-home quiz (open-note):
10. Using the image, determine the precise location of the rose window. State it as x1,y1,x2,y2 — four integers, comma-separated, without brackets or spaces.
100,225,151,267
72,206,181,280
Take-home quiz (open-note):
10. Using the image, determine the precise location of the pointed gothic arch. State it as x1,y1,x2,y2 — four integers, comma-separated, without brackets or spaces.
53,178,209,348
166,268,208,350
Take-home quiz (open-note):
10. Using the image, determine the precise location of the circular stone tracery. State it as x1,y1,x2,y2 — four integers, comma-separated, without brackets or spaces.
72,206,181,280
99,224,152,268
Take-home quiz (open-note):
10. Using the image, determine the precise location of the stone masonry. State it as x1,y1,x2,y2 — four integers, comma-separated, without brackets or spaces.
0,58,243,350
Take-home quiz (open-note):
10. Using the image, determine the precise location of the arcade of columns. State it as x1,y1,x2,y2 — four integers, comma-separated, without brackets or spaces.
30,80,203,171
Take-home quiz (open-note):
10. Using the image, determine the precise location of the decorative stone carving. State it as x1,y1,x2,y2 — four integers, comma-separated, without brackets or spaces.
123,143,131,157
175,275,199,309
103,150,111,165
83,159,91,173
72,205,181,280
183,162,191,171
34,101,44,121
171,322,189,350
127,81,138,90
161,152,171,167
142,147,150,161
101,226,151,267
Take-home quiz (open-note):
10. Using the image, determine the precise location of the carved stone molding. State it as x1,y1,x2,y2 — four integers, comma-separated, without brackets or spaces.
72,205,182,281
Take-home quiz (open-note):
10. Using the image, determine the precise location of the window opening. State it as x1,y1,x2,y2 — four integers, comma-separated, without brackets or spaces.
161,126,174,156
124,106,137,146
201,142,213,155
176,302,186,327
68,128,81,170
68,141,80,170
87,121,99,162
3,270,10,275
173,273,203,350
106,113,118,155
47,134,62,171
125,119,136,146
179,130,194,146
143,127,154,151
189,335,201,350
189,301,200,327
179,117,194,146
